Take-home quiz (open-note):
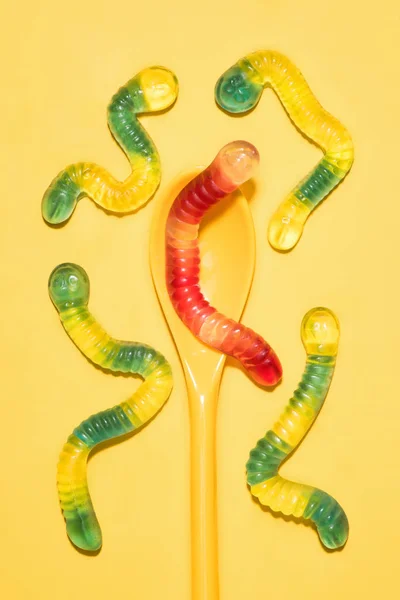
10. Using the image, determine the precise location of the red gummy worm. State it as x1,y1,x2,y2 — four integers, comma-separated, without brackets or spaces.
165,141,282,386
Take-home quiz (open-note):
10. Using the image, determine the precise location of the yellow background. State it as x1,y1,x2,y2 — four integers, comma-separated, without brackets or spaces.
1,0,399,598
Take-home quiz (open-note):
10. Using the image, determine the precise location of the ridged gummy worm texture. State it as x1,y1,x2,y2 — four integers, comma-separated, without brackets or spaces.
165,142,282,387
215,50,354,250
42,67,178,224
49,263,173,551
246,308,348,549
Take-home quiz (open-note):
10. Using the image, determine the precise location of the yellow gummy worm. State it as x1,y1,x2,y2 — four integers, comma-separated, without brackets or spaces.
49,263,173,551
247,308,349,549
215,50,354,250
42,67,178,224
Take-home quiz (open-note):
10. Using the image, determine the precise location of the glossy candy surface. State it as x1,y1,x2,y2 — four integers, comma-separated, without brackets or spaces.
166,141,282,386
42,67,178,224
152,168,256,600
247,308,348,549
49,263,173,551
215,51,354,250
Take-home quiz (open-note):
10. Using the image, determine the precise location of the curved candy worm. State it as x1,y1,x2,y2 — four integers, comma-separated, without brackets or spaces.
49,263,173,551
215,51,354,251
42,66,178,224
165,141,282,386
246,307,348,549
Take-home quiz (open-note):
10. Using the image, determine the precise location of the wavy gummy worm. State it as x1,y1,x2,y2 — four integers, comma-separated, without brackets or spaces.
246,307,348,550
165,141,282,386
49,263,173,551
215,50,354,251
42,66,178,224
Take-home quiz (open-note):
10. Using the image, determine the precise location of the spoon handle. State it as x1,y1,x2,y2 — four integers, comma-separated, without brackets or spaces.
184,361,223,600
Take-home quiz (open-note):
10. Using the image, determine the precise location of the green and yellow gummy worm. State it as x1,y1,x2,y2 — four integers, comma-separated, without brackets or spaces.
49,263,173,551
246,307,348,550
215,51,354,251
42,67,178,224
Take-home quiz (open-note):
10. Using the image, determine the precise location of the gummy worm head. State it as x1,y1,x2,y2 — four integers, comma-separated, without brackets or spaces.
211,140,260,192
41,171,80,226
139,66,179,112
215,61,263,113
301,307,340,356
49,263,90,311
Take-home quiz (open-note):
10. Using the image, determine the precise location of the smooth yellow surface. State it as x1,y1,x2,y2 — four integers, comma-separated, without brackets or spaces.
1,1,399,599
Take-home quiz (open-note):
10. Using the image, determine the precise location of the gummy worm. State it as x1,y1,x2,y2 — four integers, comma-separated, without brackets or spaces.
165,141,282,386
246,307,348,550
49,263,173,551
215,51,354,251
42,67,178,224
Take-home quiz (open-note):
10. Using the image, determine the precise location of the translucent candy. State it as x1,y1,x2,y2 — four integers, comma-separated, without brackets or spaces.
247,308,348,550
165,142,282,387
49,263,173,551
216,51,354,250
42,67,178,224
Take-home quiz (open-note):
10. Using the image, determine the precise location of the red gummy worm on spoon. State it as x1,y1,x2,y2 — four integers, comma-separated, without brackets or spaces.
165,141,282,386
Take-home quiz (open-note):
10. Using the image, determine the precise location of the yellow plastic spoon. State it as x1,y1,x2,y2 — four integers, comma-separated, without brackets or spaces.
150,169,255,600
